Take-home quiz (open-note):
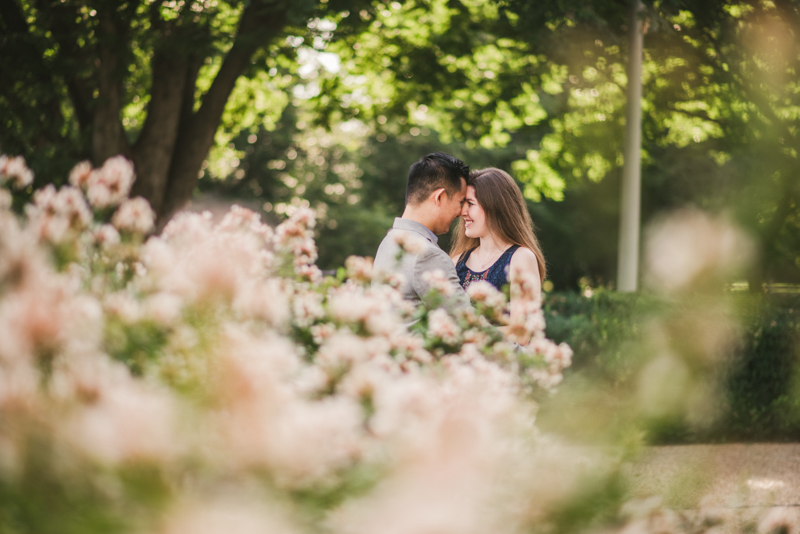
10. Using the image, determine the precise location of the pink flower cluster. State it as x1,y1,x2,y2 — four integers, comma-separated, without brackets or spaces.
345,255,373,282
466,280,507,323
112,197,155,234
73,156,135,209
25,185,92,243
275,207,318,266
8,157,765,534
0,155,34,189
0,155,156,253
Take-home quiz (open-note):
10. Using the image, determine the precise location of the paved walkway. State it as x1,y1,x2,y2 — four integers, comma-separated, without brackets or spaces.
626,444,800,530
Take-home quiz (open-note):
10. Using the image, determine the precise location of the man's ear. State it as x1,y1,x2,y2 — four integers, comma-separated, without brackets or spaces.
432,188,446,206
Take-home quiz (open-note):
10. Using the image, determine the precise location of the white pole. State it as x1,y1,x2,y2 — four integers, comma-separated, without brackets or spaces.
617,0,644,293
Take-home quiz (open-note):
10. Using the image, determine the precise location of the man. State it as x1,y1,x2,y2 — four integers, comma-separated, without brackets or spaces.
373,152,471,311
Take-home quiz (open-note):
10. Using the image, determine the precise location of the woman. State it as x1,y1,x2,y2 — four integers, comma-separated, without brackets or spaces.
450,168,546,322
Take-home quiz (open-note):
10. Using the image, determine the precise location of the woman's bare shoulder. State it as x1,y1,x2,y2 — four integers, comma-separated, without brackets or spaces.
510,247,540,274
511,246,538,263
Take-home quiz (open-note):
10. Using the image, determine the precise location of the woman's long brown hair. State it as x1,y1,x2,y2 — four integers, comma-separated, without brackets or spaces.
450,168,546,283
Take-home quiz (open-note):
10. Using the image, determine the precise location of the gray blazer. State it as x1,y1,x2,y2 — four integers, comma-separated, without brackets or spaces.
373,218,471,311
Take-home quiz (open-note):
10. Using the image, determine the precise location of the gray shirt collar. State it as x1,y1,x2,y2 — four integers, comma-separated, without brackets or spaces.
392,217,438,245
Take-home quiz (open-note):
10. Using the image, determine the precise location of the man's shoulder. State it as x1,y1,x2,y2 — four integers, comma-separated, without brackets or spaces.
375,228,421,273
377,228,435,256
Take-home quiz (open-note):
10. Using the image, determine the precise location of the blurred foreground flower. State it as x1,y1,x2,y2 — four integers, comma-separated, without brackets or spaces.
0,154,582,534
644,209,755,293
0,155,34,189
0,156,772,534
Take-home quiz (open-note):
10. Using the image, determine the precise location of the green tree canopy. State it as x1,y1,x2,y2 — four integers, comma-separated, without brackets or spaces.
0,0,373,223
312,0,800,286
4,0,800,287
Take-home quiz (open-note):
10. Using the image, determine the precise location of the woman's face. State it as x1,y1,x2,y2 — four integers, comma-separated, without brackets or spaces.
462,186,488,238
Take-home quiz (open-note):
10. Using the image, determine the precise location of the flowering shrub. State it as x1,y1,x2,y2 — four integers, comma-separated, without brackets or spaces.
0,155,580,533
0,155,779,534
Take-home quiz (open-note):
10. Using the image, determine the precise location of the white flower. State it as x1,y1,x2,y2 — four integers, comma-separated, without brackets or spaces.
292,291,325,328
144,292,183,326
60,373,179,464
93,224,121,248
297,263,322,282
232,279,291,328
0,190,11,211
758,507,800,534
112,196,155,234
104,291,143,323
68,160,93,189
645,209,754,292
290,206,317,230
85,155,135,208
393,231,426,255
25,185,92,243
510,263,542,303
0,271,103,364
159,498,299,534
310,322,337,345
422,269,455,297
219,204,273,241
467,280,507,321
0,155,34,189
317,330,373,368
345,255,373,283
427,308,461,345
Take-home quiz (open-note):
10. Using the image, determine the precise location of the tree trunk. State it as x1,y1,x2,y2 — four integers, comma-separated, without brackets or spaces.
616,0,644,293
130,48,188,214
91,10,128,165
157,6,289,224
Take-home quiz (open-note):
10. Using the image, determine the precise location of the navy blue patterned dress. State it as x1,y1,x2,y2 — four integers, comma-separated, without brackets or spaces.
456,245,520,293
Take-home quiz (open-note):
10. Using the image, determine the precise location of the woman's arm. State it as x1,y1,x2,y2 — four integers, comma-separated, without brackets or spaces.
508,248,542,337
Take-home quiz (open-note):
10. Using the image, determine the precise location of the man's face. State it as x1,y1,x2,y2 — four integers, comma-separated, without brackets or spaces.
434,177,467,234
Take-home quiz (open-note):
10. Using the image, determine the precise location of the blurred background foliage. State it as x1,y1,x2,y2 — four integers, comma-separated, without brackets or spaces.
4,4,800,531
4,0,800,435
4,0,800,289
540,290,800,444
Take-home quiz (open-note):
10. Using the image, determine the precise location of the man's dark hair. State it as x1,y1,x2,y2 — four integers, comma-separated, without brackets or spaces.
405,152,470,206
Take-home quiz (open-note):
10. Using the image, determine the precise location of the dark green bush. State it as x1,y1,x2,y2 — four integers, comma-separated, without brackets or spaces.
719,294,800,441
544,290,664,383
542,290,800,444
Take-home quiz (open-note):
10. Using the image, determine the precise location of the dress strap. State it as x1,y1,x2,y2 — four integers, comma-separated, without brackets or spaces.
489,245,520,277
498,244,520,263
456,248,476,269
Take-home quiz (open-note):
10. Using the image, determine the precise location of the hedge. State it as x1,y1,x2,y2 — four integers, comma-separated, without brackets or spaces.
541,290,800,444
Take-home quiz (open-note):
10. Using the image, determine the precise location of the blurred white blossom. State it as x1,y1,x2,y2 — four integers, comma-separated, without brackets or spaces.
86,155,135,209
645,209,755,292
0,155,33,189
112,196,155,234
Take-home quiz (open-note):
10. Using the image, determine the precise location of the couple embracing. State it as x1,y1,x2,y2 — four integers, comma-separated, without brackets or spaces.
373,151,546,342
